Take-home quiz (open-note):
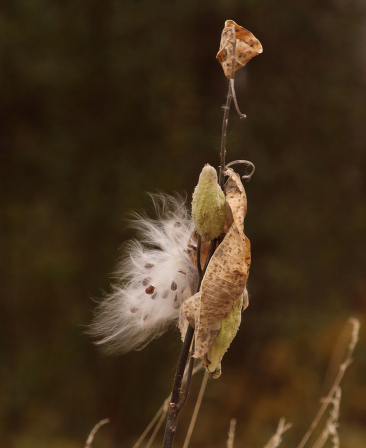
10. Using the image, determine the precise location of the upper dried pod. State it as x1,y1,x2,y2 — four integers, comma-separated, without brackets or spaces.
192,164,226,241
216,20,263,79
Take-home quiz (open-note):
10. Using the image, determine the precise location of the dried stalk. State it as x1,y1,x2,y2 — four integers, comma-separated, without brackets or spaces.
133,363,203,448
84,419,110,448
312,387,341,448
219,25,237,188
162,324,195,448
182,372,209,448
297,318,359,448
132,403,167,448
145,399,170,448
263,418,292,448
226,418,237,448
162,23,243,448
230,79,246,120
162,238,215,448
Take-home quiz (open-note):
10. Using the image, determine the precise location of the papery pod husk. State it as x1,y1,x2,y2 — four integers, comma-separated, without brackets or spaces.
216,20,263,79
179,287,249,376
192,164,226,241
179,292,200,340
193,168,251,358
204,293,244,379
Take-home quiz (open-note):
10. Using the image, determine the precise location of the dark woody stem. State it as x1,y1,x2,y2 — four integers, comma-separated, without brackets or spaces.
163,24,237,448
219,24,237,189
162,238,216,448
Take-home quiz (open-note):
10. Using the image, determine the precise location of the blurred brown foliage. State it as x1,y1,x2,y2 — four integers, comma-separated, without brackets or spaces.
1,1,366,447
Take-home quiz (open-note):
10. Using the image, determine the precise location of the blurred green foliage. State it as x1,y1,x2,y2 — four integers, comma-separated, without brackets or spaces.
1,0,366,447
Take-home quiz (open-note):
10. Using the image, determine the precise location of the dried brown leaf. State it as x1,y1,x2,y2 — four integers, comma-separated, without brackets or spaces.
225,167,247,236
217,20,263,79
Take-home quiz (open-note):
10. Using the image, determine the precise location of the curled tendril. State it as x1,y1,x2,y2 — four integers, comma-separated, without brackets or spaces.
225,160,255,182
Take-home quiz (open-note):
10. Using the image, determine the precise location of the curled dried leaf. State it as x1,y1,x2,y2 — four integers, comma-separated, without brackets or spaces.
224,167,247,237
217,20,263,79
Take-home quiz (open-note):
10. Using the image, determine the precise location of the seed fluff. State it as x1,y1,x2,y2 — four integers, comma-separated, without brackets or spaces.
89,194,197,354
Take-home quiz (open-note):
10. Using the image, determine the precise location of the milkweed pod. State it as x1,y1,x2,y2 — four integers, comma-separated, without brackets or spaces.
192,164,226,241
204,293,243,379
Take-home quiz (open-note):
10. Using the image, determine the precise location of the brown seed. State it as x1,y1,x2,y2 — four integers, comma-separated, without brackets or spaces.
130,307,138,313
145,285,155,295
162,290,169,299
142,277,151,286
151,292,157,299
174,221,182,227
178,270,186,275
174,294,178,302
145,263,154,269
171,281,177,291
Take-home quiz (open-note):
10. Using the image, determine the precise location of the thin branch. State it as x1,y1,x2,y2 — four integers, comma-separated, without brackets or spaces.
227,418,237,448
162,24,241,448
219,25,237,188
84,419,110,448
219,84,233,188
225,160,255,182
196,234,203,283
162,325,194,448
184,360,204,385
133,363,204,448
176,339,195,412
168,327,193,400
162,236,217,448
297,363,348,448
297,318,360,448
145,400,170,448
263,418,292,448
230,79,246,119
132,404,166,448
182,372,209,448
203,239,217,274
312,387,341,448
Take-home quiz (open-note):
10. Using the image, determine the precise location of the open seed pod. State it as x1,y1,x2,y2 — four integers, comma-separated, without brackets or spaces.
180,168,251,377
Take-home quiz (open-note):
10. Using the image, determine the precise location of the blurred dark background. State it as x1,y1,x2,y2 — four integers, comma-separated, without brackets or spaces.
1,1,366,447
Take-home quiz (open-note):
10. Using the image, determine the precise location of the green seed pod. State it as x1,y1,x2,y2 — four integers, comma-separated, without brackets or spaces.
192,164,226,241
204,294,243,379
